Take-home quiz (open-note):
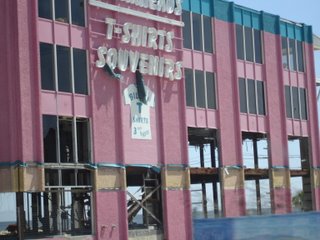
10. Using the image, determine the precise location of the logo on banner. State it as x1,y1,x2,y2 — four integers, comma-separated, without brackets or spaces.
124,84,155,140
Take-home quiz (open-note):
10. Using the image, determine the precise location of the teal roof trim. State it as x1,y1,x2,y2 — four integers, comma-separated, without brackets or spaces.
261,12,280,34
213,0,233,22
304,25,313,44
181,0,313,43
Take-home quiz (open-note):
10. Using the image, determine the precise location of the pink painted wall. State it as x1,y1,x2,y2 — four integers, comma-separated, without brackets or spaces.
0,0,42,164
162,190,193,240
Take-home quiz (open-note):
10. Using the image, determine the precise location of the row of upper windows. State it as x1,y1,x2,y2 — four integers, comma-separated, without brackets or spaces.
182,11,305,72
40,43,88,94
38,0,85,27
184,69,308,120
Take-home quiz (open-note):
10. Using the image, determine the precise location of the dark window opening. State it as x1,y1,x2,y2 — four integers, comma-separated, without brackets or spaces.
185,68,194,107
38,0,52,19
57,46,72,93
239,78,247,113
300,88,307,120
40,43,55,91
206,72,216,109
192,13,203,51
297,41,304,72
55,0,69,23
203,15,213,53
59,117,73,163
254,29,262,64
73,48,88,94
77,118,90,163
195,70,205,108
257,81,265,115
289,39,297,71
285,86,292,118
292,87,300,119
71,0,85,26
236,25,245,60
281,37,289,69
245,27,254,62
248,79,257,114
182,11,192,49
43,115,57,163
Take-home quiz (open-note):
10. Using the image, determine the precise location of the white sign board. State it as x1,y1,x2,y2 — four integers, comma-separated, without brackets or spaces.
124,84,155,140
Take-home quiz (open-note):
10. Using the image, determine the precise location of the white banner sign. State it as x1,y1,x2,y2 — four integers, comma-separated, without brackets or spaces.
124,84,155,140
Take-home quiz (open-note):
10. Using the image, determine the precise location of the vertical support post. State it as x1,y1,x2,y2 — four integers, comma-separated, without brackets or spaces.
200,144,208,218
211,141,219,217
32,193,39,232
253,138,262,215
16,192,25,240
300,138,312,211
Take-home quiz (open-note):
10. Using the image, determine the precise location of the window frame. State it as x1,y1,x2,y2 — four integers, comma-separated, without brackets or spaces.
182,10,214,53
40,43,89,95
185,68,217,109
239,78,266,116
285,86,308,120
43,115,92,164
38,0,86,27
236,24,263,64
281,37,305,72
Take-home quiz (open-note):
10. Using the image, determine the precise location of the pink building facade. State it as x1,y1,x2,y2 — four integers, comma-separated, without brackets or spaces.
0,0,319,239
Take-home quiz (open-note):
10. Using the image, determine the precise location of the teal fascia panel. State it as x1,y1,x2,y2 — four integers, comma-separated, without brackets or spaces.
303,25,313,43
182,0,190,11
234,7,242,25
287,23,295,39
280,22,287,37
201,0,212,16
262,12,279,35
243,10,251,28
191,0,201,14
214,0,233,22
252,13,260,30
295,26,303,41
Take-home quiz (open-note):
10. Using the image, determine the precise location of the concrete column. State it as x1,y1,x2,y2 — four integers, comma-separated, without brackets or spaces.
94,167,128,240
161,166,192,240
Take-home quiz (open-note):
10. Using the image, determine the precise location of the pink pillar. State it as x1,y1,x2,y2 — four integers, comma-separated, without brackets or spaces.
0,0,42,165
263,31,291,213
94,191,128,240
214,18,245,217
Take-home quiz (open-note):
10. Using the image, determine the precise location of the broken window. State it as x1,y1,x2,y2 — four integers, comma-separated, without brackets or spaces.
188,127,222,218
43,115,91,164
126,167,162,230
288,137,312,212
19,169,93,237
242,132,271,216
